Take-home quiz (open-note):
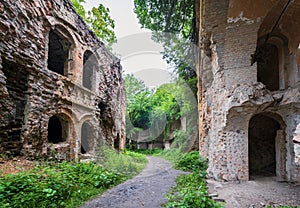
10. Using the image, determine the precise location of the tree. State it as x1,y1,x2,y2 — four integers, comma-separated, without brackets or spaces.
71,0,116,47
134,0,198,95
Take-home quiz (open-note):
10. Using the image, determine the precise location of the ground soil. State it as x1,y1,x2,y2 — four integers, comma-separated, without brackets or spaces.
208,176,300,208
0,156,37,176
81,156,187,208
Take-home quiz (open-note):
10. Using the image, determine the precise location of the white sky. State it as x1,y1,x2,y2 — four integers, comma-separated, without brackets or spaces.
84,0,174,88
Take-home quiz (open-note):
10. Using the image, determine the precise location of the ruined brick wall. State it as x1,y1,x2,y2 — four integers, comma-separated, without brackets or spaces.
198,0,300,182
0,0,126,160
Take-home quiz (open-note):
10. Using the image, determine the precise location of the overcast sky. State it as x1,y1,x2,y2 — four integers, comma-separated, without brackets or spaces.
84,0,174,88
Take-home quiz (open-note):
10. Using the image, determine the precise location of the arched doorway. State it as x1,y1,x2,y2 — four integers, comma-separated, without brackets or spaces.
248,113,286,179
81,121,94,154
47,115,68,144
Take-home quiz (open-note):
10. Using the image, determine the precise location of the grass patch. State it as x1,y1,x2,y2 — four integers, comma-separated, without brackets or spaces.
161,149,223,208
165,172,223,208
155,148,182,164
0,149,147,208
97,147,147,177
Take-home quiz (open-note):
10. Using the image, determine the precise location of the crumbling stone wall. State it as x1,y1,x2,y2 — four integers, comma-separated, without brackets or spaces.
197,0,300,182
0,0,126,160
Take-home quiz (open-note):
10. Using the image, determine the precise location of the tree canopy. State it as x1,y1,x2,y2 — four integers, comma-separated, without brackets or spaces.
134,0,197,95
71,0,116,47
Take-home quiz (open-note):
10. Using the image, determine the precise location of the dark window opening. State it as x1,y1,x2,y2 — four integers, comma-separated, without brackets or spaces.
81,122,93,154
257,43,279,91
48,30,71,75
83,51,95,90
98,102,107,121
48,115,67,143
114,133,120,151
249,114,280,177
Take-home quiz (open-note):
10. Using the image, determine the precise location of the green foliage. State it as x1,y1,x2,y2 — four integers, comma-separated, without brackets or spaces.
97,145,147,177
158,149,222,208
156,148,183,164
165,173,223,208
175,151,207,174
0,148,147,208
134,0,194,37
0,162,124,208
124,75,182,132
70,0,116,47
134,0,198,95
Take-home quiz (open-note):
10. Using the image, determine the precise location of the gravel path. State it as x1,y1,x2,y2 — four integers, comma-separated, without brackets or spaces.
81,156,186,208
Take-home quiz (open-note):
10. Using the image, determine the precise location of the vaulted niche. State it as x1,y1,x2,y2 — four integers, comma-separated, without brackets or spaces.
47,115,69,144
81,121,94,154
257,42,280,91
83,50,96,90
48,30,71,76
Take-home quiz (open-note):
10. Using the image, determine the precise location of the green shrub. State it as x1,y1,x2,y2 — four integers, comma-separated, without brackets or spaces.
175,151,208,174
161,149,222,208
165,173,223,208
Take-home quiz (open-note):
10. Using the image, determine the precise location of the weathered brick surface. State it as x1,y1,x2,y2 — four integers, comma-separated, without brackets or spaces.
198,0,300,182
0,0,126,160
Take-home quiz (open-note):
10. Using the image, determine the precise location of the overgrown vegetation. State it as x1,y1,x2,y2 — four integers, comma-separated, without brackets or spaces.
124,74,197,150
158,150,223,208
97,146,147,177
71,0,116,47
0,149,147,208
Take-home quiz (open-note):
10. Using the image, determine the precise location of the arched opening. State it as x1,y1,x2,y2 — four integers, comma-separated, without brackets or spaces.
81,121,94,154
256,0,300,89
48,30,71,76
47,115,68,144
249,114,285,177
257,42,280,91
83,50,96,90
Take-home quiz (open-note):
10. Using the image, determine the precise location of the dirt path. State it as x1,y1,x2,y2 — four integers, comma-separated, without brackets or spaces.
81,156,186,208
208,176,300,208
